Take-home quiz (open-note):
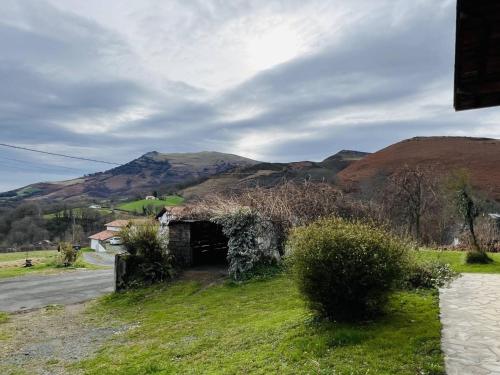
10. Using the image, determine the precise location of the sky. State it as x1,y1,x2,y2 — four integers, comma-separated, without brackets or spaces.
1,0,499,192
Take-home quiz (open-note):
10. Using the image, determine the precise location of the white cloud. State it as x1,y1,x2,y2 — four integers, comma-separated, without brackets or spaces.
0,0,498,191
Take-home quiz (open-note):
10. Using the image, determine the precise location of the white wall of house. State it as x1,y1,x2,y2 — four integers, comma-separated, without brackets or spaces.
90,239,107,252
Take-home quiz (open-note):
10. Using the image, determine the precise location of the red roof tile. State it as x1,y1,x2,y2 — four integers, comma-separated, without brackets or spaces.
88,230,118,241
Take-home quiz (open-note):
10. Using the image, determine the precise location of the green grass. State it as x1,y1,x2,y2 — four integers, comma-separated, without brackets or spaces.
43,207,113,219
0,250,57,263
117,196,184,213
75,276,443,374
0,250,101,279
415,250,500,273
0,312,8,324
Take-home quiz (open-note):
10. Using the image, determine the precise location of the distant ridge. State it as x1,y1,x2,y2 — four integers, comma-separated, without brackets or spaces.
179,149,369,199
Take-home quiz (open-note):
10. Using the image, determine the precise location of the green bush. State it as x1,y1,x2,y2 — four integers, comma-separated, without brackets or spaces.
56,241,79,267
287,218,408,321
119,221,175,288
466,251,493,264
120,221,169,262
404,260,458,289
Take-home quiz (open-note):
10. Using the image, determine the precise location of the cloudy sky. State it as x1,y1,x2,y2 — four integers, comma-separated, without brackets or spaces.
1,0,499,192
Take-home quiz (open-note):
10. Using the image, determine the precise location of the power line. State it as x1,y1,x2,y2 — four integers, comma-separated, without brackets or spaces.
0,143,121,165
0,155,85,172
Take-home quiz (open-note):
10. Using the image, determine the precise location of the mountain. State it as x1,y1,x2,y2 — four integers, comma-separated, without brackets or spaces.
338,137,500,200
1,151,259,203
0,149,369,204
180,150,369,199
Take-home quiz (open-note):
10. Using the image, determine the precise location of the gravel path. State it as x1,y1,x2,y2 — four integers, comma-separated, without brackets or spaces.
0,303,133,375
440,273,500,374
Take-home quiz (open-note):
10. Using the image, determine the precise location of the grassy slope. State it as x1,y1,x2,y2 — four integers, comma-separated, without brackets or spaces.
117,196,184,212
0,250,101,279
76,276,443,375
416,250,500,273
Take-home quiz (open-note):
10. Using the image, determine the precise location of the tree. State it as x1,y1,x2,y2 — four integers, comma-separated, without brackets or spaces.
384,166,438,242
448,170,491,263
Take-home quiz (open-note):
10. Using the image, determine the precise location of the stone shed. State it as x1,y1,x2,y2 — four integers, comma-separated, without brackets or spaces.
167,220,229,267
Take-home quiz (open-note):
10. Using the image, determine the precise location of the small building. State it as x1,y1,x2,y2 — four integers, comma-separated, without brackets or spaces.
89,230,118,252
145,195,158,200
156,206,229,267
167,220,228,267
89,219,147,252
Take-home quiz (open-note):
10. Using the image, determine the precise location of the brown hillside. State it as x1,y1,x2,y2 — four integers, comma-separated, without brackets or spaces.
180,150,369,199
1,151,259,204
338,137,500,200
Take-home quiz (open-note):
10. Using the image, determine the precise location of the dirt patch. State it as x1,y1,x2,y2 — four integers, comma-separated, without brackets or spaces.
178,266,228,288
0,303,130,375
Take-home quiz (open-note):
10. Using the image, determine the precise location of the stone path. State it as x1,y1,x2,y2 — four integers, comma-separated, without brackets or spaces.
440,273,500,374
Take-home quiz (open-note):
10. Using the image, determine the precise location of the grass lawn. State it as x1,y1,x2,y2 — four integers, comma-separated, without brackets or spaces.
415,250,500,273
0,249,100,279
117,196,184,213
74,276,443,375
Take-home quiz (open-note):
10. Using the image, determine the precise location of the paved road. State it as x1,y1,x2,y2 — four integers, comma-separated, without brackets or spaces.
440,273,500,374
0,269,114,313
83,251,116,267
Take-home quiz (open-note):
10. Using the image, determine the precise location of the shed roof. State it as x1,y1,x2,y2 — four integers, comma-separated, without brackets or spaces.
455,0,500,110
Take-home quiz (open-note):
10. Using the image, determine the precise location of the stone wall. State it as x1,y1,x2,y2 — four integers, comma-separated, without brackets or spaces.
168,222,192,267
115,253,127,292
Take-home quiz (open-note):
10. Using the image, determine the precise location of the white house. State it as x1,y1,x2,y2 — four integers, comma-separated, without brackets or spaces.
89,220,148,252
145,195,158,200
89,220,130,252
89,230,117,252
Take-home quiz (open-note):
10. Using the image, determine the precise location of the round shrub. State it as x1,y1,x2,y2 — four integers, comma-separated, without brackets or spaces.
287,218,409,321
404,260,458,290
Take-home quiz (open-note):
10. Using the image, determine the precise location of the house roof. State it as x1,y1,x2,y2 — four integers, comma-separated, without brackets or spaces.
105,220,130,227
455,0,500,110
89,230,117,241
105,219,150,227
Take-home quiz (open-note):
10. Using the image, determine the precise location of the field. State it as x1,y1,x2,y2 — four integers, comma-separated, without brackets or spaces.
416,250,500,274
43,207,113,219
0,249,98,279
69,276,443,375
117,196,184,212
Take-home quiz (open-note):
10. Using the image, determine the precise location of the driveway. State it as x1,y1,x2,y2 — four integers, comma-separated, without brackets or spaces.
0,268,114,313
83,251,116,267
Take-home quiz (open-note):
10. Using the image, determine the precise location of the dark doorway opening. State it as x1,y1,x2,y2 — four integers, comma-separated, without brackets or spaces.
190,221,228,266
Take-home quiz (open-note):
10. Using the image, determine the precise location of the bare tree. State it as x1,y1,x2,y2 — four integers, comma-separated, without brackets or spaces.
383,165,439,242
